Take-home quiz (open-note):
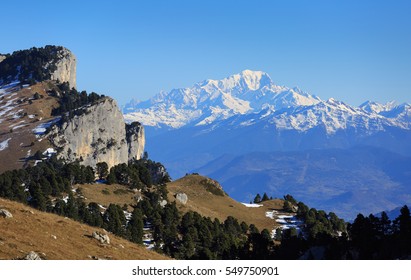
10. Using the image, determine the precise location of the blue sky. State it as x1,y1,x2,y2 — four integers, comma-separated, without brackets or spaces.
2,0,410,106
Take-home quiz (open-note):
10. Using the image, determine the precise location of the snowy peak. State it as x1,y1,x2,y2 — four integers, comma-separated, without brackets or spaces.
359,100,398,114
124,70,322,128
217,70,272,91
123,70,410,134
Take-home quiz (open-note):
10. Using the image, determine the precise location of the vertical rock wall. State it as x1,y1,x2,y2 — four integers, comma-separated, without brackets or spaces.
50,48,77,89
48,98,145,169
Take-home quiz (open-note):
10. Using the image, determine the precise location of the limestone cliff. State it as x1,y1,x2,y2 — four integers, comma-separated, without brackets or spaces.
0,46,76,87
49,47,77,89
48,97,144,169
126,122,146,162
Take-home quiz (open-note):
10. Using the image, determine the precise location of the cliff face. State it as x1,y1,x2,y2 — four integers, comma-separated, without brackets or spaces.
49,47,77,89
48,98,144,169
126,122,146,162
0,55,5,63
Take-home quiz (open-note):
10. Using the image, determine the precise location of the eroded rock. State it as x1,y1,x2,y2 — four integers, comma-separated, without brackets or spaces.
24,251,42,260
175,193,188,205
92,231,110,244
0,209,12,218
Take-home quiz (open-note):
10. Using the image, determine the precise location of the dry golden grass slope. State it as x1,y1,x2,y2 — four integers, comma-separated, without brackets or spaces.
0,197,169,260
167,174,284,232
0,81,60,173
77,183,137,212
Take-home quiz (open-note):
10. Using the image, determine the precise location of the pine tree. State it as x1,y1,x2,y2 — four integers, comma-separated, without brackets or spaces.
87,202,104,227
262,192,270,201
104,204,126,237
129,208,144,244
96,162,109,180
253,193,261,204
283,200,293,212
29,183,47,211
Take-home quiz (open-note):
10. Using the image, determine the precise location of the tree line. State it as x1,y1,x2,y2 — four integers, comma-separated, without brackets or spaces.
0,45,63,84
50,82,105,120
1,156,410,259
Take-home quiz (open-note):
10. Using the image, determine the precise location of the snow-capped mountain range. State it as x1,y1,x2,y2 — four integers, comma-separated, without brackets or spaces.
123,70,411,220
124,70,410,134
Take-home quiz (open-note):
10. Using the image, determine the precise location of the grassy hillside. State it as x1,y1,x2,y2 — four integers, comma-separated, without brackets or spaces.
0,197,168,260
0,81,60,173
166,174,282,231
78,183,136,211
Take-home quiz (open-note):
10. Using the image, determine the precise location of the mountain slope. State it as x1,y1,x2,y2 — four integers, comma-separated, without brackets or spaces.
0,46,144,173
0,197,168,260
166,174,283,231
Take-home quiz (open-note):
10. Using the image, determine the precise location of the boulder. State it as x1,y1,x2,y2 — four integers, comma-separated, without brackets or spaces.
175,193,188,205
24,251,42,260
0,209,12,218
159,200,167,207
92,231,110,244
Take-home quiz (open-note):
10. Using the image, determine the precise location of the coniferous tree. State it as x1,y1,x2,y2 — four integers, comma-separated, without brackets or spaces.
29,183,47,211
96,162,109,180
86,202,104,227
262,192,270,201
104,204,126,237
253,193,261,204
129,208,144,244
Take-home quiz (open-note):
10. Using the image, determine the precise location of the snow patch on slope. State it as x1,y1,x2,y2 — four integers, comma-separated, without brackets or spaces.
0,138,11,151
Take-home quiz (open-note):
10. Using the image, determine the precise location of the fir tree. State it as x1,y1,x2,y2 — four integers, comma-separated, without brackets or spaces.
129,208,144,244
253,193,261,204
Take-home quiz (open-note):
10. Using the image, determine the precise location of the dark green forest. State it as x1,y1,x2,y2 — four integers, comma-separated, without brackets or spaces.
50,82,105,119
0,45,64,84
1,155,410,259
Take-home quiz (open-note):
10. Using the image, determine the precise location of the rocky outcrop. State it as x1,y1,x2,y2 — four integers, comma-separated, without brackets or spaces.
0,209,13,218
49,47,77,89
92,231,110,244
175,193,188,205
0,46,76,87
48,97,145,169
23,251,42,260
126,122,145,162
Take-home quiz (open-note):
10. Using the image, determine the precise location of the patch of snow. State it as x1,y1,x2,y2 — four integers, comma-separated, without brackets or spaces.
242,202,263,208
0,81,20,92
28,114,35,119
98,204,107,211
124,211,132,221
265,211,275,219
32,117,61,135
265,209,303,239
277,214,294,219
43,148,57,156
0,138,11,151
10,123,27,130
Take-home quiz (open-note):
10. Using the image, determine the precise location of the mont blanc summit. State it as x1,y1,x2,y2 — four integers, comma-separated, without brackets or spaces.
123,70,411,219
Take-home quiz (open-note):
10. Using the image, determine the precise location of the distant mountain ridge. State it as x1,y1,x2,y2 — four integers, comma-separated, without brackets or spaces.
124,70,322,128
122,70,411,220
124,70,410,135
